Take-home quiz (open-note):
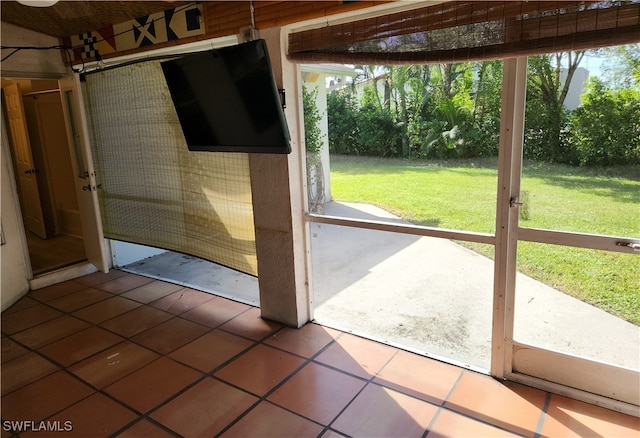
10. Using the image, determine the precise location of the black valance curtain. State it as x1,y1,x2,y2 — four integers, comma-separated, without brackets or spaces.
288,1,640,64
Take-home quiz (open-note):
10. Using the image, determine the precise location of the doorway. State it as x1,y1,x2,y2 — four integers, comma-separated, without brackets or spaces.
2,78,86,275
304,54,639,413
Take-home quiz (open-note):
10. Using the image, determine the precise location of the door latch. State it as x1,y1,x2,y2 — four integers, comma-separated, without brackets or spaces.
615,241,640,251
82,184,103,191
509,196,523,207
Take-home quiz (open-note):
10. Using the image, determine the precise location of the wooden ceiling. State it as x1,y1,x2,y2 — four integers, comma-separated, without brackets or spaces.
0,1,193,38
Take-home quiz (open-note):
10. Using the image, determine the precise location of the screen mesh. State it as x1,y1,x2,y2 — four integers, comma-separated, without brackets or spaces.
82,59,258,276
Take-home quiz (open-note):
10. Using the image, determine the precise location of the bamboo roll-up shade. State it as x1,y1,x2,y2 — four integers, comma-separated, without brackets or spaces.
288,1,640,65
82,59,258,276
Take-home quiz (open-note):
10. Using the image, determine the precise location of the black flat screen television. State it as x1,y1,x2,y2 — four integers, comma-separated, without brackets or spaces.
161,39,291,154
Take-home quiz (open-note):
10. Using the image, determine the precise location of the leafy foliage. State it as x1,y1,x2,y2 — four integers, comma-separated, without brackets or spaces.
302,85,323,154
568,78,640,166
327,91,359,155
326,48,639,167
303,85,327,211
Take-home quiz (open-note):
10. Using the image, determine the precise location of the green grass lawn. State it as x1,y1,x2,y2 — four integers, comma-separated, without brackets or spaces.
328,155,640,325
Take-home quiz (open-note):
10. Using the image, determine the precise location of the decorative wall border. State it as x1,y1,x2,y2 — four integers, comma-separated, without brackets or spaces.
63,3,204,62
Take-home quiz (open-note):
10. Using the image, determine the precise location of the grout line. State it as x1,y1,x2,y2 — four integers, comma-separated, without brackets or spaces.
442,368,465,404
109,416,181,438
4,284,244,437
214,329,348,436
423,368,466,437
534,391,553,438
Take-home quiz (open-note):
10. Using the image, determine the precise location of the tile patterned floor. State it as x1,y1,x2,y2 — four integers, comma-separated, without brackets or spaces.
2,270,639,437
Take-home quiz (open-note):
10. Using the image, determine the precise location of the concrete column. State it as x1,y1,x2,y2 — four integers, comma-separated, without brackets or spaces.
249,27,310,327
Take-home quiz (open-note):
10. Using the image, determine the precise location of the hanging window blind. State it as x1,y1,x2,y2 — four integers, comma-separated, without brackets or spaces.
82,59,258,276
288,1,640,64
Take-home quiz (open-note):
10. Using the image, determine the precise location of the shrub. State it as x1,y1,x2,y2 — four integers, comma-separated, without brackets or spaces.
327,91,359,155
568,78,640,166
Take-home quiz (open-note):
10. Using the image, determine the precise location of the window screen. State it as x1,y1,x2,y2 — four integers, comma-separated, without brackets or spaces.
82,59,258,276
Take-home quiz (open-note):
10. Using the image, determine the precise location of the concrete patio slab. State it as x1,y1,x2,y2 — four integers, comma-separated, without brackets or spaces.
124,201,639,372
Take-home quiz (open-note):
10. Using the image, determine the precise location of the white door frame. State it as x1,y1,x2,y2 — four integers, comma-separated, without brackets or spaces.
492,57,639,416
59,75,110,272
2,74,111,280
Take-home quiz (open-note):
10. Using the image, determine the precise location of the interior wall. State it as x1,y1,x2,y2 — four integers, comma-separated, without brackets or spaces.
1,22,67,76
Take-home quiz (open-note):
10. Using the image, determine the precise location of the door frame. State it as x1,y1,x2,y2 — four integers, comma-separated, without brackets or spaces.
2,82,48,240
2,73,110,278
59,75,110,272
304,56,639,416
492,57,640,416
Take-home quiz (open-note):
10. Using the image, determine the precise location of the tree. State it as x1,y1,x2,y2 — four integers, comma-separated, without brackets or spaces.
303,85,325,212
526,51,585,163
420,62,478,158
327,90,359,155
569,77,640,166
597,44,640,90
468,60,502,157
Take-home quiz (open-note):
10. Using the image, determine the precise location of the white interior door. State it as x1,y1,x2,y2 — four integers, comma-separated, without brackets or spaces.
3,83,47,239
59,76,110,272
